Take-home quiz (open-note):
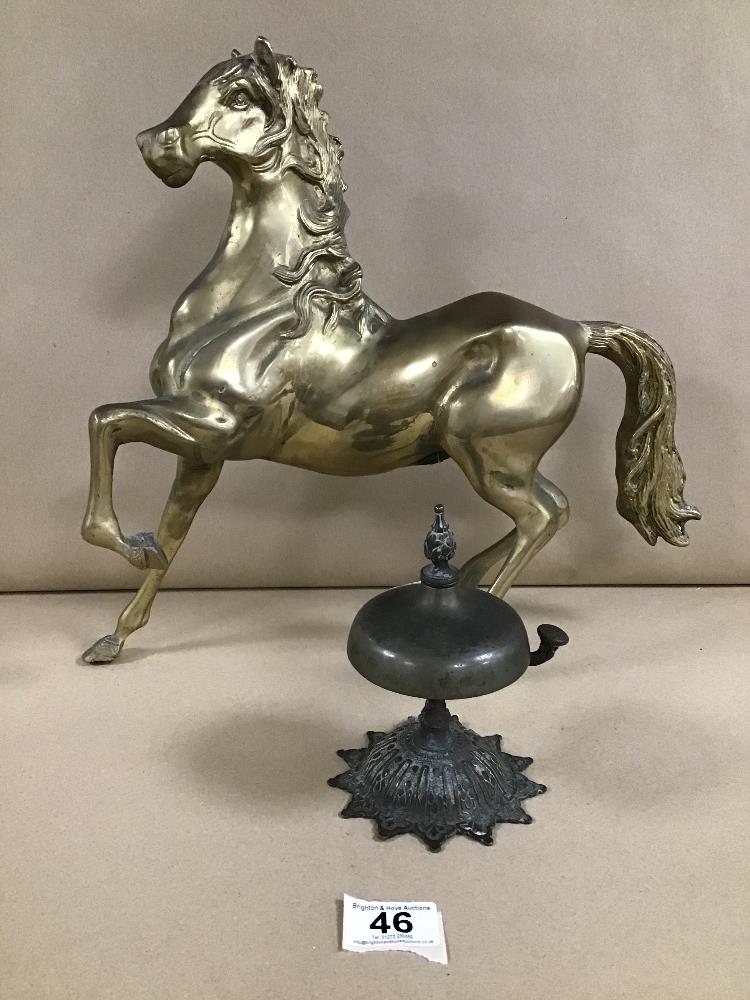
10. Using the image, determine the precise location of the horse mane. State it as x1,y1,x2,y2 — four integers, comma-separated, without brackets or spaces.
223,47,370,338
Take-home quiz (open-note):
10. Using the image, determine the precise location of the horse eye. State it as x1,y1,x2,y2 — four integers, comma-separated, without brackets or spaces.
228,89,252,110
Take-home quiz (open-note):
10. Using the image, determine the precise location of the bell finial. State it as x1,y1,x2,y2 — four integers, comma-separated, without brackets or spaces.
420,503,458,588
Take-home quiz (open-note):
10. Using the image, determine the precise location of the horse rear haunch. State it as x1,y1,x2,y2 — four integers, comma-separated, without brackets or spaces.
584,322,701,546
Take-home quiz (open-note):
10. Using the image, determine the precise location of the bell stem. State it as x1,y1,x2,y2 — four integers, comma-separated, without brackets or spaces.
417,699,452,749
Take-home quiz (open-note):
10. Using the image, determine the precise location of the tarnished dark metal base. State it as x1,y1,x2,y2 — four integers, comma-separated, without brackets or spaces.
328,703,545,851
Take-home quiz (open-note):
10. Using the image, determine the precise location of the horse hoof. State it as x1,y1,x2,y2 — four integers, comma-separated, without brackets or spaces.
125,531,168,571
82,634,123,664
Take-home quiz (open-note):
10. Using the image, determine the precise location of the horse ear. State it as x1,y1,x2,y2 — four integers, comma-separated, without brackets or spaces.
231,48,242,58
254,36,280,87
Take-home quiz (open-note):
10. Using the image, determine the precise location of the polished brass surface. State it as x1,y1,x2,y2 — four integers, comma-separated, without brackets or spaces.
81,38,700,664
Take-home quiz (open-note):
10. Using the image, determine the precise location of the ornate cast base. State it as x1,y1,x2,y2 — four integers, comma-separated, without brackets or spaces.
328,699,545,851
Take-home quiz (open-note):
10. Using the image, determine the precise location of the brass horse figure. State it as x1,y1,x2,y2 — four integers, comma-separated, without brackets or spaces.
82,38,700,663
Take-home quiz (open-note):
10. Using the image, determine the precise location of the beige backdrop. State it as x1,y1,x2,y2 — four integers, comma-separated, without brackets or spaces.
2,0,748,590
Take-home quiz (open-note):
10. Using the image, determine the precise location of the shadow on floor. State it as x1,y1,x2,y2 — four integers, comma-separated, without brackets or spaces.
166,708,344,811
163,690,723,820
540,696,725,811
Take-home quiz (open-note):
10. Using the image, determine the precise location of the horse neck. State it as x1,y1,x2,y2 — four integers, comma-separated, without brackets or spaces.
168,170,320,339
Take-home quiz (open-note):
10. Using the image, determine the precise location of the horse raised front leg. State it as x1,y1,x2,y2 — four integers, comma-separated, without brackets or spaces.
82,397,229,570
82,458,223,664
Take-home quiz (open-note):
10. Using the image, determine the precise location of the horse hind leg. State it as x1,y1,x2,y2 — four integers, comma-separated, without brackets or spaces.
451,440,569,596
458,526,517,588
486,472,569,597
82,459,222,664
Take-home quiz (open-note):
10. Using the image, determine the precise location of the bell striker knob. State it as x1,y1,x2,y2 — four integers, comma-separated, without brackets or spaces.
420,503,459,588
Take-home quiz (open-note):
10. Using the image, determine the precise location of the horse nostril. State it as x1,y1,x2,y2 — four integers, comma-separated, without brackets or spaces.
157,127,180,147
136,130,150,150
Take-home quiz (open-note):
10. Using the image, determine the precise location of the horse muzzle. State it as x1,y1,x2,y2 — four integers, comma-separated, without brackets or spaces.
136,124,198,188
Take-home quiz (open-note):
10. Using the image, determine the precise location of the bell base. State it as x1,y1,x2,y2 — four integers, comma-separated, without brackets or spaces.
328,704,545,851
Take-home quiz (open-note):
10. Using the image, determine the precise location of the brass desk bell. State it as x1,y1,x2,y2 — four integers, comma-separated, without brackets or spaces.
329,504,568,851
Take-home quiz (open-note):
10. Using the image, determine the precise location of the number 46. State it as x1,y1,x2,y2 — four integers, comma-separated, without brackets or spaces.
369,911,413,934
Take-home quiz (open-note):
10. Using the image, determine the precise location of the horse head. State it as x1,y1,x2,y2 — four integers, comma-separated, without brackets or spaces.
136,37,339,194
136,37,363,338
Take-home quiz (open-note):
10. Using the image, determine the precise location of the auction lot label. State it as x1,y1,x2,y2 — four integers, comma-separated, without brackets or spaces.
342,894,447,964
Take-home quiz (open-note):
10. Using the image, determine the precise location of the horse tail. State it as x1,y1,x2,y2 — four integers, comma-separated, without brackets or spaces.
583,322,701,546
